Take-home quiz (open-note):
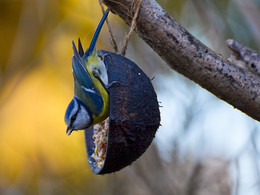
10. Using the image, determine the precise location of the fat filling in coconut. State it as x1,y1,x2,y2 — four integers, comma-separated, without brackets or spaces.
91,118,109,168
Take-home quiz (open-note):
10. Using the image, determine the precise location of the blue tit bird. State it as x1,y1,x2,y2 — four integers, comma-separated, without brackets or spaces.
65,9,110,135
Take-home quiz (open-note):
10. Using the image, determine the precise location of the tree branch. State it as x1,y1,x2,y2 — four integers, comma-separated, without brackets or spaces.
103,0,260,121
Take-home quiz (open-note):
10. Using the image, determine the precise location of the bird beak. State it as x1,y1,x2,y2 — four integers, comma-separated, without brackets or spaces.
66,126,73,136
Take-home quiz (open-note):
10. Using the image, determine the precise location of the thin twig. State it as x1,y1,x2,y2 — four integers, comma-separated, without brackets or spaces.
120,0,143,56
234,158,240,195
98,0,118,53
185,162,202,195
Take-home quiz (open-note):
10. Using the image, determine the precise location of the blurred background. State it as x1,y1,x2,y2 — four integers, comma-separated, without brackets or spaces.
0,0,260,194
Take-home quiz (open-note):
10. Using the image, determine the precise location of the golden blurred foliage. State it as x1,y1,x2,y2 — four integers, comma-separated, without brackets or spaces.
0,0,112,194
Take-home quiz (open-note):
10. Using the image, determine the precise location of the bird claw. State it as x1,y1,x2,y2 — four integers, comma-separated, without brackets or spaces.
107,81,120,89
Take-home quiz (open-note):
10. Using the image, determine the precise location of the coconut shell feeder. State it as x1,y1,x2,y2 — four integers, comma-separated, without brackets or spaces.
84,51,160,174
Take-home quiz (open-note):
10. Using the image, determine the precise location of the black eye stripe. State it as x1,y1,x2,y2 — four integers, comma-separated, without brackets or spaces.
71,106,79,123
71,115,76,121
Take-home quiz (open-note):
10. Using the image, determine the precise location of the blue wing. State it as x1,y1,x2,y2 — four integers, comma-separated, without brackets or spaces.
81,86,104,115
72,41,99,94
78,38,84,57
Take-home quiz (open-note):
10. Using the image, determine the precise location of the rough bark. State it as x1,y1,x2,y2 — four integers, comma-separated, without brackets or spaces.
103,0,260,121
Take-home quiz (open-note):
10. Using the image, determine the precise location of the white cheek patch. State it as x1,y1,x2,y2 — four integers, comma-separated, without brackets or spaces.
73,105,91,130
98,56,108,85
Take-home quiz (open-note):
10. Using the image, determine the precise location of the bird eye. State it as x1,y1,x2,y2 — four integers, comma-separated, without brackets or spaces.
71,114,77,122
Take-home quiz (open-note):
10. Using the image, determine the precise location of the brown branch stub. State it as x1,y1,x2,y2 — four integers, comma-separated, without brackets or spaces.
227,39,260,76
103,0,260,121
